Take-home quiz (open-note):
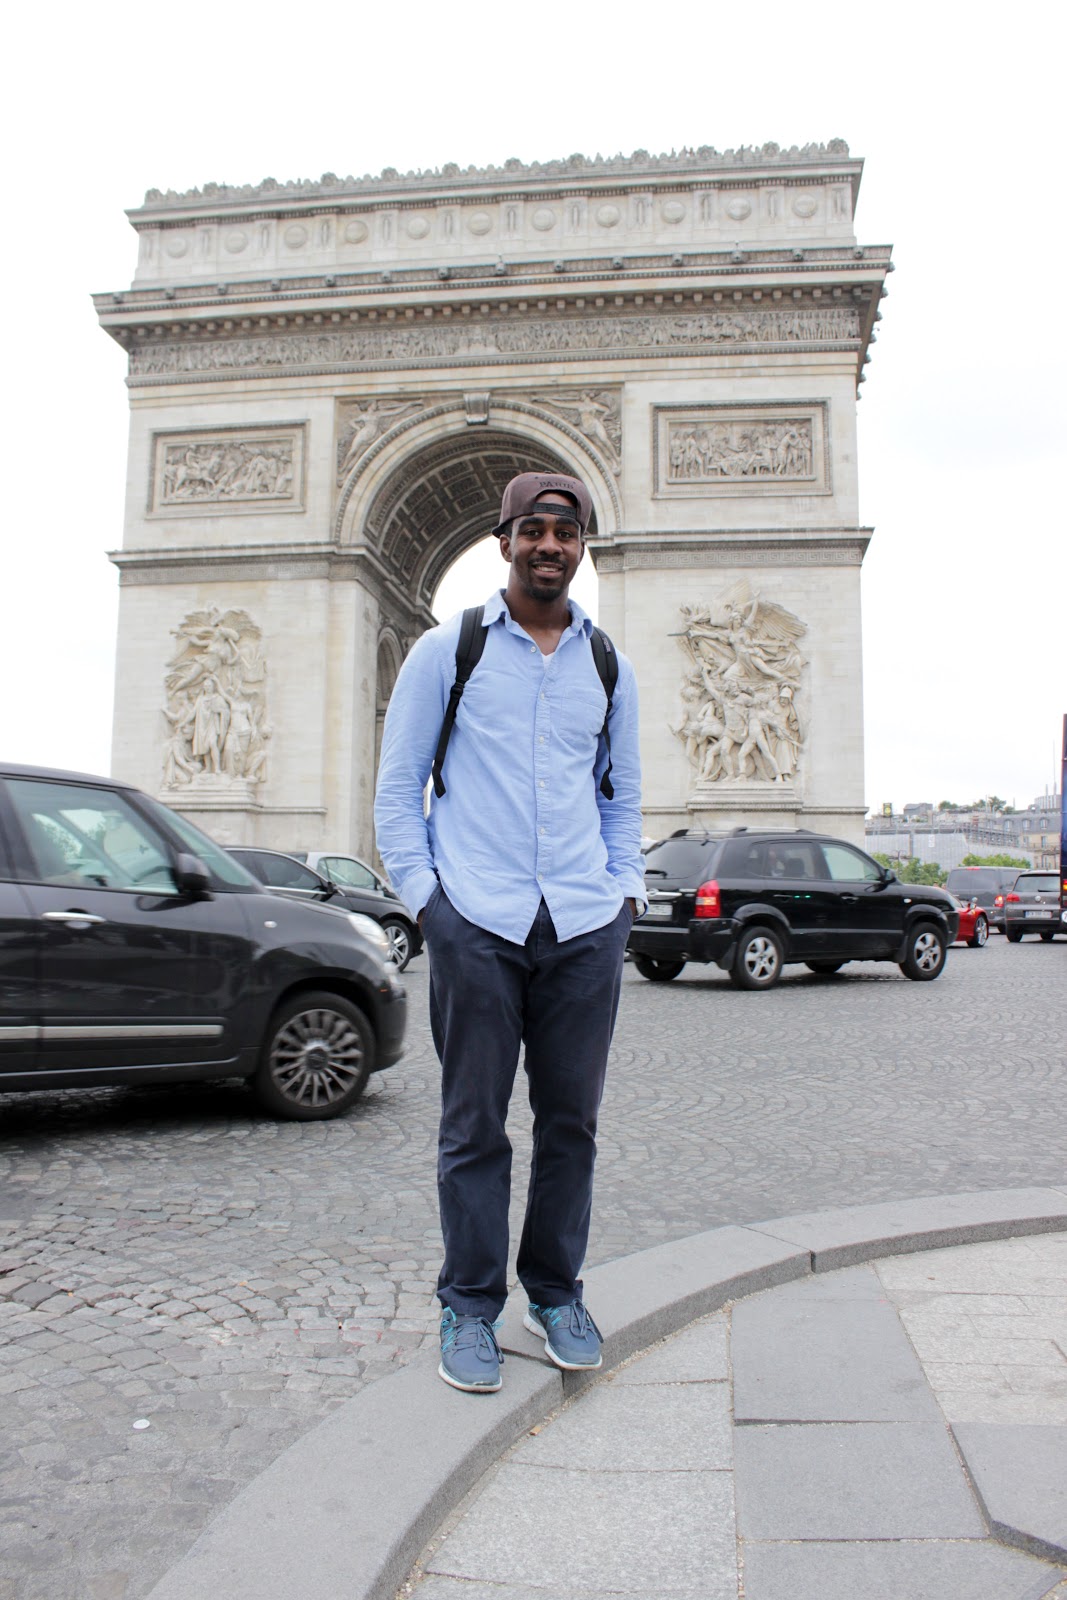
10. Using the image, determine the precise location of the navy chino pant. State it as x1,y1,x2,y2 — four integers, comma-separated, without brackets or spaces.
423,887,630,1320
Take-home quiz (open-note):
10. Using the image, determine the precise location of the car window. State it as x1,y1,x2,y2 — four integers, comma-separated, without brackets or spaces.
321,855,377,890
1016,873,1058,893
246,852,324,890
821,842,884,883
144,802,261,890
726,839,824,880
642,839,721,877
7,779,178,893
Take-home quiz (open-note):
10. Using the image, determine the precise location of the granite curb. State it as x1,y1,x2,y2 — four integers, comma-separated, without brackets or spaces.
144,1185,1067,1600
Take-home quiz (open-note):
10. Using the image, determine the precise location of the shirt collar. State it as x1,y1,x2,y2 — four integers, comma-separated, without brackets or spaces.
483,588,594,638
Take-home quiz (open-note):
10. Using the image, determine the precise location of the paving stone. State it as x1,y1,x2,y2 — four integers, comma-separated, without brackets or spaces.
609,1311,728,1384
741,1539,1067,1600
734,1422,986,1540
953,1423,1067,1562
511,1378,731,1471
732,1279,942,1422
427,1463,736,1595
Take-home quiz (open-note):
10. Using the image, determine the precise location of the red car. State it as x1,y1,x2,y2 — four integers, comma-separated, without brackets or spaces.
948,893,989,948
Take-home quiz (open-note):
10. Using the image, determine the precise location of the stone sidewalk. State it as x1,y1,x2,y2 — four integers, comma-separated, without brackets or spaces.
409,1231,1067,1600
141,1189,1067,1600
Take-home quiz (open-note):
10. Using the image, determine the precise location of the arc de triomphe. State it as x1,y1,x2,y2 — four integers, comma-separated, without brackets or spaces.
95,141,889,855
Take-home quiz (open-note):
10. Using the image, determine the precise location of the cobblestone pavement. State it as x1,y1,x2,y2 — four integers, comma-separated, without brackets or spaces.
0,936,1063,1598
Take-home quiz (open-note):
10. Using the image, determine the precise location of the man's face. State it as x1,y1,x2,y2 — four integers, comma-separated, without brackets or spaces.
500,491,584,603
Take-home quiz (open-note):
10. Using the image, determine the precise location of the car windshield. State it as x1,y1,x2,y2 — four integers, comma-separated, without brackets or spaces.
149,802,261,889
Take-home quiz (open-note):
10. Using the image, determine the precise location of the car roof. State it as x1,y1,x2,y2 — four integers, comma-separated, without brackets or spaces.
0,762,136,788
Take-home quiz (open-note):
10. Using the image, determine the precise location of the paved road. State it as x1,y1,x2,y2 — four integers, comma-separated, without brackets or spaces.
1,935,1063,1598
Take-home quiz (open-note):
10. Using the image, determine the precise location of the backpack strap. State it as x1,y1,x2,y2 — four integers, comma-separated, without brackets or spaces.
431,605,487,798
589,626,619,800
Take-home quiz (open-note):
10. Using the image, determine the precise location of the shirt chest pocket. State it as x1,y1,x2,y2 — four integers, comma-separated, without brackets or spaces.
552,686,606,754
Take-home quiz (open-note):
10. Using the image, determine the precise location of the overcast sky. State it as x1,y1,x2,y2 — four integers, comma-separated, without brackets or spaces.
3,4,1062,814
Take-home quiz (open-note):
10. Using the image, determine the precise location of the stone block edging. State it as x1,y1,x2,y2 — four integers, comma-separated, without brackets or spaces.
145,1185,1067,1600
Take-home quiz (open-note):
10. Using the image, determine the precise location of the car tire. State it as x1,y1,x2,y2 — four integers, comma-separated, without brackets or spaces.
380,917,414,970
1040,931,1054,942
899,923,947,981
1005,928,1023,943
633,954,686,982
254,990,374,1120
805,960,846,975
967,915,989,949
730,927,784,990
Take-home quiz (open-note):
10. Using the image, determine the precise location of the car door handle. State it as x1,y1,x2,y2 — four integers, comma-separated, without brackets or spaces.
839,893,858,903
41,910,107,927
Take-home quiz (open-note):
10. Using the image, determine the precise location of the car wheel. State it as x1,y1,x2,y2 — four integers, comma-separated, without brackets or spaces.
967,915,989,949
1040,931,1054,942
1005,928,1023,943
633,954,686,982
730,927,784,990
380,917,413,970
805,960,846,975
899,923,947,981
254,991,373,1120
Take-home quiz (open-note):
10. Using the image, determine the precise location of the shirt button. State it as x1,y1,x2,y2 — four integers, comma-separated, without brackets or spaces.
538,780,545,787
540,693,546,702
530,644,536,653
538,827,545,836
538,736,545,744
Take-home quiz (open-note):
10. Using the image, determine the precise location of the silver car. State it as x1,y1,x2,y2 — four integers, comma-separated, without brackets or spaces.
1003,870,1066,942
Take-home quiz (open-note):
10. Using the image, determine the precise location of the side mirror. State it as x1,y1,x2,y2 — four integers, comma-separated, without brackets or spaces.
882,867,898,884
173,853,211,895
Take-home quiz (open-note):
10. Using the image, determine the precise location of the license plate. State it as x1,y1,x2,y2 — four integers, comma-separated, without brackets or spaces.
643,902,674,921
1023,910,1052,918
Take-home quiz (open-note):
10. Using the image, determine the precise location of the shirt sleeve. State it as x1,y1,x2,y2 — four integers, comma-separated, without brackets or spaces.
372,626,451,918
594,653,647,911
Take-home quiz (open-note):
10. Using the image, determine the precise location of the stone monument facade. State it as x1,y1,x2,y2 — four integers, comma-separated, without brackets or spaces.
96,141,890,851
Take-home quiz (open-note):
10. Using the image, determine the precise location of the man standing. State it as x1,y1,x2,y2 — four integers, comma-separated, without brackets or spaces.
374,471,645,1393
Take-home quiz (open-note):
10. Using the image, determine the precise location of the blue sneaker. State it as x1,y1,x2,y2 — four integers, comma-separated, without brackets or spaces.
523,1300,603,1370
438,1308,504,1393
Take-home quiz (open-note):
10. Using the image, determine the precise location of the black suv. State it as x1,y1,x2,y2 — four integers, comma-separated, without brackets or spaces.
0,764,407,1118
628,829,959,989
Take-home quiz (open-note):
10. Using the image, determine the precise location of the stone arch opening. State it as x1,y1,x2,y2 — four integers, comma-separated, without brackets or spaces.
362,425,599,617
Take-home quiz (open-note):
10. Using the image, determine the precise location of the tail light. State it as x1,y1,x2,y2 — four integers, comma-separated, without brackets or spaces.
1005,893,1020,903
694,879,721,917
994,895,1004,907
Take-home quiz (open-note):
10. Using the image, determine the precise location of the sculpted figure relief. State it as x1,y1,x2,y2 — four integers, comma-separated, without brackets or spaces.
667,418,813,482
161,609,271,790
161,438,294,503
532,390,622,475
336,398,426,482
670,586,807,785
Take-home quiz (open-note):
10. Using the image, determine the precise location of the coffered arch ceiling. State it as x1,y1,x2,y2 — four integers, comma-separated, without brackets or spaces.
363,429,597,607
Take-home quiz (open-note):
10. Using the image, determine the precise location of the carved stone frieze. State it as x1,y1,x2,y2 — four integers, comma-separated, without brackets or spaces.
150,425,305,514
161,608,270,791
670,585,807,786
529,389,621,475
654,402,830,498
130,307,861,383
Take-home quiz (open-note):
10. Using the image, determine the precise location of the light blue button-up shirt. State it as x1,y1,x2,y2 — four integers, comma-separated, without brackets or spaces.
374,589,646,945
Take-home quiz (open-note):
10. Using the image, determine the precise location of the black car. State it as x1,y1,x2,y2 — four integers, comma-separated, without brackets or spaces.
943,866,1022,933
228,848,422,971
628,829,959,988
0,764,406,1118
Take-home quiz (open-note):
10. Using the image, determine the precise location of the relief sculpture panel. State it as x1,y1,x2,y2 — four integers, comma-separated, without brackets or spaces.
655,403,829,498
150,425,305,514
671,585,807,787
161,608,270,795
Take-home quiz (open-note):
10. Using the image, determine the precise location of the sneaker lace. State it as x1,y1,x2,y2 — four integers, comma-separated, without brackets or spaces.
541,1301,601,1341
441,1312,504,1364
